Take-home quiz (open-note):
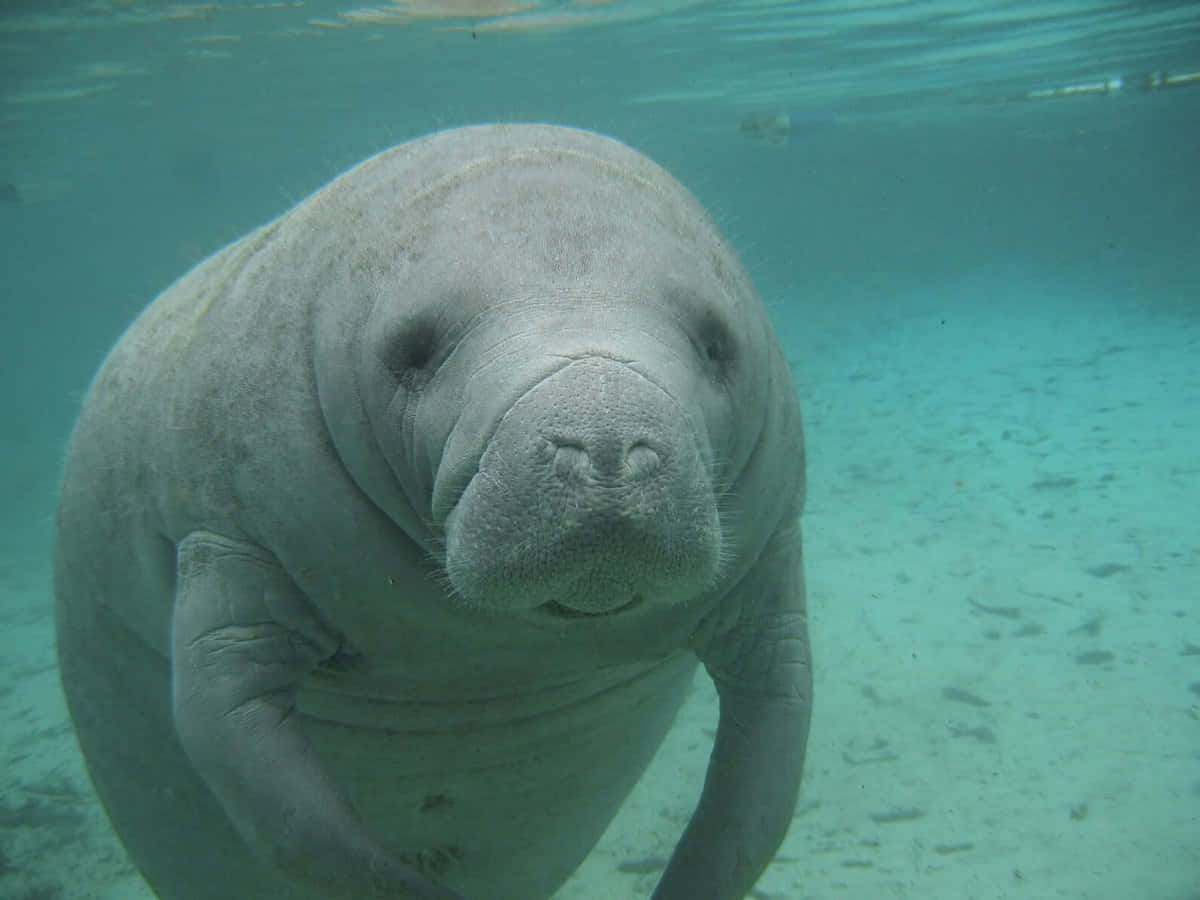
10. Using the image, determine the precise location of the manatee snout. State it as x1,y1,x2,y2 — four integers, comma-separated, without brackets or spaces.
444,356,722,614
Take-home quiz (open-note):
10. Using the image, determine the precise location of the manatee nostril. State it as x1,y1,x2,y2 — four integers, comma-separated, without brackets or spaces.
549,438,662,482
625,442,662,480
552,443,590,480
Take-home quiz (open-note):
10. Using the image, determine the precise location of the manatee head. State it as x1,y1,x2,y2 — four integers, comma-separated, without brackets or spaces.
317,125,775,617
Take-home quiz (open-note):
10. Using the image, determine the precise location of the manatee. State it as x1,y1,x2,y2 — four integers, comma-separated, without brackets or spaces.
54,124,812,900
737,110,836,146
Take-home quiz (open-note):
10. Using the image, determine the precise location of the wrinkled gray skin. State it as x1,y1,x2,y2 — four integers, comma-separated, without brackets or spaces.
55,124,812,900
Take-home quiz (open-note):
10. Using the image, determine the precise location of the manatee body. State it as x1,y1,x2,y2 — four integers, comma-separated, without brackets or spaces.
54,124,812,900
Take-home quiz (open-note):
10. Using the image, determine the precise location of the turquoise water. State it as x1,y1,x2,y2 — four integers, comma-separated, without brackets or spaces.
1,2,1198,898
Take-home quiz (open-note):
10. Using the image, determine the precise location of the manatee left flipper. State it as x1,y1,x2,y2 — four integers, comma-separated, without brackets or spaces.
654,520,813,900
171,530,466,900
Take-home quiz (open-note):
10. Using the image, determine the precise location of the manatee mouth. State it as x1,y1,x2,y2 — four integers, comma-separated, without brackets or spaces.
442,469,722,614
542,594,643,618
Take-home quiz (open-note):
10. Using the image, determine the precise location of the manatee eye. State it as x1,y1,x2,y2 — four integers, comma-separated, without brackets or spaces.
696,311,736,376
381,315,439,387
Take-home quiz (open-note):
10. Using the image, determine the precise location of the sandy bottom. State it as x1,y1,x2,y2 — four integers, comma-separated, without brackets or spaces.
2,266,1197,899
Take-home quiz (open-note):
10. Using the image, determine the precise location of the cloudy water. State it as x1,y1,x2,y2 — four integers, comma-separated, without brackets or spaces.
1,2,1198,899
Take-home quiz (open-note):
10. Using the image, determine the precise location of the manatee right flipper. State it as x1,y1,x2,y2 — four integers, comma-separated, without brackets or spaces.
171,530,466,900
